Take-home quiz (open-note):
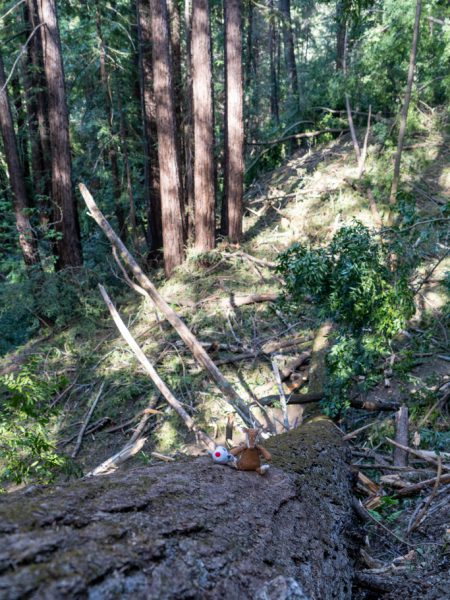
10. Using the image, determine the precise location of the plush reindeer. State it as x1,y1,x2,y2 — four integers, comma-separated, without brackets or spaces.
230,428,272,475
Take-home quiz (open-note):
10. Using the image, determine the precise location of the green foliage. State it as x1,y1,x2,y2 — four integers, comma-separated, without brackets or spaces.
0,267,121,357
0,365,68,487
277,223,415,416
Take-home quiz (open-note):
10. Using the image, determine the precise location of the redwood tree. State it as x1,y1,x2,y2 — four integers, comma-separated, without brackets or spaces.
222,0,244,243
280,0,299,106
37,0,82,268
150,0,185,276
0,52,41,268
192,0,215,251
137,0,162,253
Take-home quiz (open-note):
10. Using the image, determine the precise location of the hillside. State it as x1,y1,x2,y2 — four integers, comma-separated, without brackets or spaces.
1,109,449,598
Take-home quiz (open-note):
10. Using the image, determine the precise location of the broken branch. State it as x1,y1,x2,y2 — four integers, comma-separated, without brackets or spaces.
98,284,214,451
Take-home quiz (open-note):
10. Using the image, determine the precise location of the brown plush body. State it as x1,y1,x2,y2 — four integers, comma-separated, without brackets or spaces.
230,428,272,475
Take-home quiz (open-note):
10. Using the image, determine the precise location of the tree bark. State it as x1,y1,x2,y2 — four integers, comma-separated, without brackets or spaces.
0,420,354,599
336,0,347,71
0,52,41,268
183,0,195,241
192,0,215,251
223,0,244,242
269,0,280,124
279,0,300,107
389,0,422,218
149,0,185,276
37,0,83,268
137,0,162,253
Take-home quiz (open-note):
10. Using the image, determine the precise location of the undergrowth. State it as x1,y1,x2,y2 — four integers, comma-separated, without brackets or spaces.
277,222,416,416
0,362,70,488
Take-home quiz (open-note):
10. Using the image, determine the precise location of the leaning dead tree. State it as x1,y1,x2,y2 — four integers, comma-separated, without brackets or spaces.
79,183,259,429
0,419,354,599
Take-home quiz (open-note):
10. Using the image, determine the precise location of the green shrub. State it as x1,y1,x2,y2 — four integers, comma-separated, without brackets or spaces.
277,222,415,416
0,365,68,488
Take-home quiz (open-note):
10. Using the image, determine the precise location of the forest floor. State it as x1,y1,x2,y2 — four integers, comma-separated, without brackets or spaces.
1,108,449,598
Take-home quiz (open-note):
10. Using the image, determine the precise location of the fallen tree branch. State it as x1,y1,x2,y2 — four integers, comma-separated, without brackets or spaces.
395,471,450,497
98,284,214,451
87,437,147,476
246,128,349,147
408,457,442,532
385,437,450,472
393,405,409,467
271,359,289,431
72,382,105,458
79,184,258,428
281,351,311,380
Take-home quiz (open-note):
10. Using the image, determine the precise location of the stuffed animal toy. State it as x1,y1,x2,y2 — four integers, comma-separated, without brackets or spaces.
230,427,272,475
211,445,236,466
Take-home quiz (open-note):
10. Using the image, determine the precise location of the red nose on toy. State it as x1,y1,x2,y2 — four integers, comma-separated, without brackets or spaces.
215,452,221,457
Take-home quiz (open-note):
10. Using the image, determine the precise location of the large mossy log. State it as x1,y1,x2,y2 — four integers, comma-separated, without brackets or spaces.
0,419,354,600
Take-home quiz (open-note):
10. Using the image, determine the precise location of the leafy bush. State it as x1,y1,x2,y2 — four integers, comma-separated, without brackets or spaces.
277,222,415,415
0,365,68,488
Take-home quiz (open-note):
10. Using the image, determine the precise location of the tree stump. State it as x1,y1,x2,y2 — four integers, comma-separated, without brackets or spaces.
0,419,354,599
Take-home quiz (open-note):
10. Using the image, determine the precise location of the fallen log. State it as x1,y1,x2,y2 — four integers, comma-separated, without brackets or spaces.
0,419,354,600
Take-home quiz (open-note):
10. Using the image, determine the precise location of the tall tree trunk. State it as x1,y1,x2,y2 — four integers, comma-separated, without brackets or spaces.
167,0,184,208
269,0,280,124
223,0,244,243
25,0,52,226
95,3,126,240
389,0,422,219
336,0,347,71
37,0,83,268
183,0,195,242
279,0,299,107
137,0,162,254
149,0,185,276
192,0,215,251
0,52,41,268
118,96,137,242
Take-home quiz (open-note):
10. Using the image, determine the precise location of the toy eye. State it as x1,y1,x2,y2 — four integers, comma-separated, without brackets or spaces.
215,452,221,457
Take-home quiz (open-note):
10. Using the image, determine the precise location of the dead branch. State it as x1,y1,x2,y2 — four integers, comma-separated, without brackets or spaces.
98,284,214,451
246,128,349,147
261,334,313,354
345,94,361,163
342,420,379,441
358,105,372,178
271,359,289,431
408,457,442,533
281,351,311,380
226,250,278,269
386,437,450,472
395,472,450,497
87,437,147,476
393,405,409,467
352,499,413,547
79,184,258,428
71,382,105,458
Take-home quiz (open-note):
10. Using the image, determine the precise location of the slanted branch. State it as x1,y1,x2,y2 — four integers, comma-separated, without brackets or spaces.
79,183,259,429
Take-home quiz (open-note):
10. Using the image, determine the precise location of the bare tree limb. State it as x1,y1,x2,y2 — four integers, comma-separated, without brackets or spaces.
98,283,214,451
72,382,105,458
0,24,44,93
